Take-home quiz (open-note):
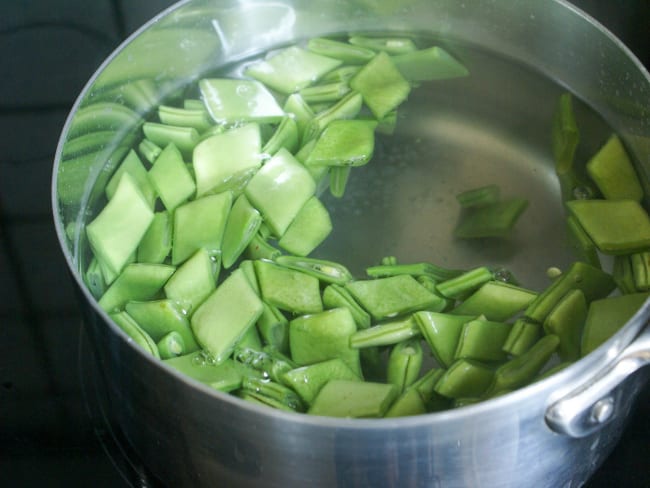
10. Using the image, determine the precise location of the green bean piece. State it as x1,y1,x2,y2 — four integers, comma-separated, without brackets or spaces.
193,123,262,197
387,339,423,394
436,266,494,299
321,65,362,83
171,192,232,265
137,211,172,264
105,149,156,208
158,105,212,132
453,198,529,239
199,78,285,124
238,325,263,351
543,289,587,361
245,148,316,237
148,143,196,211
350,51,411,120
283,94,314,141
239,259,260,293
299,82,351,104
245,234,282,261
307,37,376,64
138,138,162,165
125,299,199,352
322,283,371,329
346,275,447,321
241,376,304,412
275,255,352,285
164,248,216,315
221,194,263,269
485,335,560,395
84,258,106,299
455,184,500,209
613,254,638,294
110,311,160,358
454,318,513,362
262,116,299,156
566,199,650,254
142,122,199,157
237,390,297,412
233,346,295,384
566,214,601,268
350,316,420,348
434,359,494,399
191,268,264,364
97,251,133,287
502,318,543,356
415,311,475,368
410,368,449,411
581,292,650,356
552,92,584,201
157,331,186,359
365,262,463,281
255,259,323,314
384,387,427,418
630,251,650,290
392,46,469,82
308,379,398,418
451,281,537,322
289,308,361,376
305,119,376,168
524,261,616,323
165,351,260,392
256,302,289,354
586,134,643,202
282,358,361,404
98,263,175,313
302,91,364,144
87,173,155,277
277,197,333,256
348,36,417,55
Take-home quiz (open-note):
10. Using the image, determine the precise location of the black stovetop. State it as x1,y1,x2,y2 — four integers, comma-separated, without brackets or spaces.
1,1,649,486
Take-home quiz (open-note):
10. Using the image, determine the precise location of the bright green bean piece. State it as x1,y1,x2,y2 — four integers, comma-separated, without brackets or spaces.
543,289,587,361
255,302,289,354
282,358,361,404
142,122,199,157
87,173,154,277
241,376,304,412
245,234,282,261
238,324,263,351
299,82,351,104
455,184,500,209
302,91,364,144
630,251,650,290
105,149,156,208
199,78,285,124
348,36,417,55
125,299,199,352
158,105,212,132
305,119,376,168
384,387,427,418
581,292,650,356
328,166,349,199
191,268,264,363
524,261,615,323
502,317,543,356
414,311,475,368
454,318,513,362
436,266,494,299
283,94,314,142
410,368,448,411
613,254,637,294
322,283,371,329
138,138,162,165
148,143,196,211
164,248,216,315
245,46,342,95
451,281,537,322
233,346,295,384
308,379,398,418
254,259,323,314
289,308,361,376
453,198,529,238
137,211,172,264
566,214,601,268
221,194,263,269
274,255,352,285
262,116,299,156
392,46,469,82
245,148,316,237
346,275,447,321
98,263,175,313
365,262,463,281
434,359,494,399
586,134,643,202
387,339,423,394
110,311,160,358
307,37,376,64
157,331,186,359
566,199,650,254
237,390,297,411
172,192,232,265
277,197,332,256
350,316,420,348
350,51,411,120
321,65,362,83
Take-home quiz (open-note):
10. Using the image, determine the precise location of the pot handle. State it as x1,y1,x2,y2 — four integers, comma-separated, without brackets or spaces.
545,324,650,438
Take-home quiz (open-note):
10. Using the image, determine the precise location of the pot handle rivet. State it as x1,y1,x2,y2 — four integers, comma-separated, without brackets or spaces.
590,397,614,424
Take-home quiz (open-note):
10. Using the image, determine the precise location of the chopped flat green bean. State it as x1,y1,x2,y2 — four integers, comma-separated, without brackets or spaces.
434,359,494,399
221,194,263,269
157,331,185,359
350,315,420,348
436,266,494,299
148,143,196,211
502,318,543,356
384,387,427,417
392,46,469,82
255,302,289,353
348,36,417,55
98,263,175,312
543,289,587,361
274,255,352,285
454,318,512,362
255,259,323,314
454,198,529,238
277,197,332,256
142,122,199,157
308,379,398,418
241,376,305,412
307,37,376,64
282,358,361,404
451,281,537,322
322,283,371,329
137,211,172,264
199,79,285,124
110,311,160,358
586,134,643,201
163,248,216,315
455,184,500,209
387,338,423,393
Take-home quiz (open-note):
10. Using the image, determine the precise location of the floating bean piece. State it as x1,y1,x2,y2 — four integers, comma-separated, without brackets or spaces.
586,134,643,202
392,46,469,82
256,302,289,354
436,266,494,299
157,331,185,359
84,258,106,299
566,214,601,269
350,315,420,348
630,251,650,290
434,359,494,399
110,311,160,358
455,184,500,209
143,122,199,157
241,376,305,412
348,36,417,55
543,289,587,361
164,248,216,315
299,82,351,103
275,255,352,285
148,143,196,211
387,338,423,393
451,281,537,322
98,263,175,312
322,283,371,329
138,138,162,164
329,166,351,198
321,65,362,83
366,262,463,281
282,358,361,404
302,91,364,144
277,197,332,256
454,318,513,362
158,105,212,132
245,234,282,261
106,149,156,207
262,116,299,156
137,211,172,264
384,387,427,418
502,317,543,356
238,325,263,351
233,346,295,384
308,379,398,418
552,92,584,201
305,119,376,167
255,259,323,314
613,254,638,294
307,37,376,64
453,198,529,239
415,311,475,368
221,194,263,269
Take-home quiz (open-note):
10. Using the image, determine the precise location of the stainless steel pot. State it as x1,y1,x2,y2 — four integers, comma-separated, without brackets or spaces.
52,0,650,486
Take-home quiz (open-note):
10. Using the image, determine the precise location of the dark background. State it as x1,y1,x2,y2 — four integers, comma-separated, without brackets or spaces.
1,1,649,486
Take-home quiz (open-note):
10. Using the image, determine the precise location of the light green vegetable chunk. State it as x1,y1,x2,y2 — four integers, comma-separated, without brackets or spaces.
137,211,172,264
276,256,353,285
543,289,587,361
586,134,643,201
164,248,216,315
98,263,175,312
172,191,232,265
308,379,397,418
110,311,160,358
392,46,469,82
289,308,361,376
305,119,375,167
386,338,423,393
256,302,290,353
453,198,529,238
282,358,362,404
193,123,262,197
350,51,411,120
158,105,212,132
191,268,264,363
307,37,376,64
156,331,186,359
255,259,323,314
384,387,427,418
262,116,299,156
199,79,285,124
502,318,542,356
283,94,314,141
582,292,649,356
221,194,263,268
451,281,537,322
277,196,332,256
454,318,513,362
346,275,447,321
148,143,196,211
142,122,199,157
566,199,650,254
105,149,156,208
87,172,154,277
245,46,342,95
348,36,417,55
244,148,316,237
350,315,420,348
434,359,494,399
322,283,371,329
415,311,475,368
